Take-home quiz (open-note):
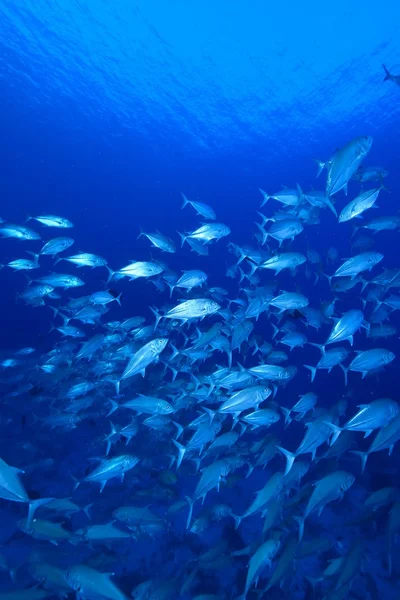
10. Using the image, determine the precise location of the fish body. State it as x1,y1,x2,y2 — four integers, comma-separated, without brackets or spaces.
259,185,302,207
120,338,168,381
138,230,176,253
64,565,127,600
40,236,75,255
61,253,107,268
219,385,271,415
79,455,139,492
181,194,216,220
37,273,84,288
319,136,372,196
28,215,73,228
0,224,41,240
338,187,382,223
244,539,281,595
270,292,309,312
116,261,163,280
324,310,364,348
331,252,383,279
345,348,395,379
164,299,220,323
265,218,304,245
169,270,207,295
180,223,230,245
259,252,306,274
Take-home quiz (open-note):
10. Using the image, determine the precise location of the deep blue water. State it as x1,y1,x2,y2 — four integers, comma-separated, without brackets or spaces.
1,2,400,599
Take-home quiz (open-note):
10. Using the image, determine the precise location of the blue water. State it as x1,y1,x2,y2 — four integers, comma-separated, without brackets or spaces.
1,1,400,599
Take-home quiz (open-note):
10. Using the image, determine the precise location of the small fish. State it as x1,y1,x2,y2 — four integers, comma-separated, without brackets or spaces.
316,136,373,196
26,214,73,228
39,237,75,255
179,223,230,246
0,224,41,240
382,64,400,86
138,229,176,253
57,252,107,268
181,193,216,220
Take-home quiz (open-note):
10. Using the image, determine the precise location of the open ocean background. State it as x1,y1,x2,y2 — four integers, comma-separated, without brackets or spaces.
1,1,400,599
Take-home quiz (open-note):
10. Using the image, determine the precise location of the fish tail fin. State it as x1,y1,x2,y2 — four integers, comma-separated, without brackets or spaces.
304,365,317,382
322,421,343,445
255,221,268,245
308,342,325,355
293,515,305,542
114,292,122,306
172,420,184,440
26,251,40,263
149,305,163,329
351,450,369,473
201,406,216,423
296,183,304,202
325,197,337,217
83,503,93,519
248,262,259,278
382,64,392,81
339,363,348,386
313,159,325,177
181,193,189,208
172,439,186,469
233,513,242,530
24,214,32,224
53,256,62,266
281,406,292,427
276,445,296,475
107,399,119,417
177,231,187,247
106,265,116,283
258,188,270,207
271,323,279,339
137,227,145,240
71,473,81,491
380,181,390,193
185,495,194,529
28,497,54,526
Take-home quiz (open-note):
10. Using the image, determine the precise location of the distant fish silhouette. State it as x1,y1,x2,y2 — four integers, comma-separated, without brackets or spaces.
382,64,400,86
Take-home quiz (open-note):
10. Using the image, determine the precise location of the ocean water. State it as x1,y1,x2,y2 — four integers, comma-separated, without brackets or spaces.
1,1,400,599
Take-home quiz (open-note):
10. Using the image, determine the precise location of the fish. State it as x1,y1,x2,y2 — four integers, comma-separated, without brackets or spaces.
382,64,400,85
73,455,139,492
0,458,52,525
179,223,230,245
57,252,107,268
259,184,303,207
64,565,127,600
325,398,399,444
39,237,75,255
338,187,383,223
329,251,383,280
181,193,216,220
0,224,41,240
138,229,176,253
26,215,73,228
316,136,373,196
294,470,355,540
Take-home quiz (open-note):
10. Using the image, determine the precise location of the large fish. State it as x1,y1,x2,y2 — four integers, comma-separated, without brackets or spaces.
316,136,372,196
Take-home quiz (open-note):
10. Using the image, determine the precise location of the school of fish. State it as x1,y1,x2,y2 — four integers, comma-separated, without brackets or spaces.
0,135,400,600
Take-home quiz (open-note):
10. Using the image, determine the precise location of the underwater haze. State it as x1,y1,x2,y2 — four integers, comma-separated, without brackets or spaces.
1,1,400,599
